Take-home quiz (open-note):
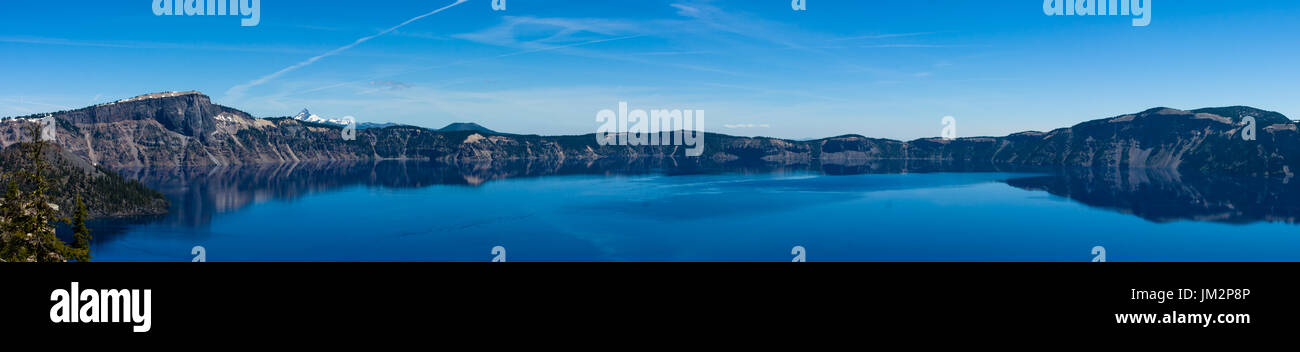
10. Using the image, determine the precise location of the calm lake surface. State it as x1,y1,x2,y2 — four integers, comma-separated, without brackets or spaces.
84,161,1300,262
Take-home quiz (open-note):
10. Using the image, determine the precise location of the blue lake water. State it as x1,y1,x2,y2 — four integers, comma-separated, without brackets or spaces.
86,162,1300,262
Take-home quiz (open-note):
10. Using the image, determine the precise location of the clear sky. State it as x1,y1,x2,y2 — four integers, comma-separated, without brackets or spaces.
2,0,1299,140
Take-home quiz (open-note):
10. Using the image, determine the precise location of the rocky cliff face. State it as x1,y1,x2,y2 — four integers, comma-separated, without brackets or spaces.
2,92,1296,177
899,107,1299,177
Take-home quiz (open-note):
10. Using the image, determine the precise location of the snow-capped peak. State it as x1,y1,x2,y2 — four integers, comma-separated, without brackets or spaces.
292,108,351,126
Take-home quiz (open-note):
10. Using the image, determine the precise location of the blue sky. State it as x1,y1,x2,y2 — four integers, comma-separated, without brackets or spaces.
2,0,1299,140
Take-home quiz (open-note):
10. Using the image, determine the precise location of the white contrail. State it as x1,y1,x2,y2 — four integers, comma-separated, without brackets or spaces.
225,0,468,98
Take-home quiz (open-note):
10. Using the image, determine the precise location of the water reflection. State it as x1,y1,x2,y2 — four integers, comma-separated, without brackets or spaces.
106,159,992,226
106,159,1300,233
1006,167,1299,224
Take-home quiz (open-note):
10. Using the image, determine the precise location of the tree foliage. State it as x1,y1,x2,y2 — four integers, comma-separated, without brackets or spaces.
0,122,91,262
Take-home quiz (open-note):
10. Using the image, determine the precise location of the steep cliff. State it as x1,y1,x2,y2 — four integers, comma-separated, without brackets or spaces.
2,92,1296,177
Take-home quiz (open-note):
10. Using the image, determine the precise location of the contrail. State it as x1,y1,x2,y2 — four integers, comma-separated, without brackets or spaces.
225,0,468,98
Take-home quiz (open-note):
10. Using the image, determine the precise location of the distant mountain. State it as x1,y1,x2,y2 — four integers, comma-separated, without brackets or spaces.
358,122,405,130
438,122,496,134
292,108,350,126
291,108,408,130
2,91,1296,178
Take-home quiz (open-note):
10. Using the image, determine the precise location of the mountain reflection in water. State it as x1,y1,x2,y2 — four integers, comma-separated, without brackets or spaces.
81,159,1300,262
108,159,1299,229
1007,167,1299,224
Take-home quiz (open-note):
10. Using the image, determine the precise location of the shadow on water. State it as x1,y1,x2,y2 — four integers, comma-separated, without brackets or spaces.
89,158,1300,244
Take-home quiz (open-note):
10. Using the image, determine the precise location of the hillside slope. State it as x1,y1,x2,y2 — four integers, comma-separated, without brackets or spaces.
2,92,1295,177
0,142,168,219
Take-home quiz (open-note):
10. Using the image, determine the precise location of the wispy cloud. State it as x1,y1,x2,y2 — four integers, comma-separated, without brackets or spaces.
724,124,771,129
274,34,648,99
492,35,646,59
831,32,942,41
453,16,645,47
224,0,468,99
369,81,411,90
0,97,73,117
860,44,981,49
0,36,325,55
446,11,750,76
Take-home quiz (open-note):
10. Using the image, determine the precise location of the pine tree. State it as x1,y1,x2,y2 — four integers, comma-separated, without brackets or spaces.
0,122,82,262
71,194,92,262
0,177,24,261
